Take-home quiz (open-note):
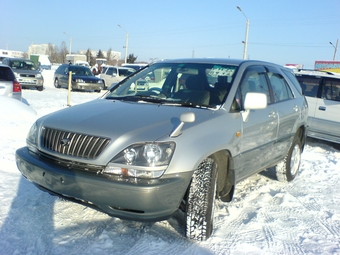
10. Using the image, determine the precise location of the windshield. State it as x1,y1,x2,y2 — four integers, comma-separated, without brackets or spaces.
11,60,38,71
69,66,93,76
104,62,237,108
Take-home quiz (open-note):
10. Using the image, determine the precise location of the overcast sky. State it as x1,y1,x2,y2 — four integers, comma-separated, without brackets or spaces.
1,0,339,68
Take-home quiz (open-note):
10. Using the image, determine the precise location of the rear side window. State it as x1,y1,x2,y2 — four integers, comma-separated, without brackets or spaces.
281,68,303,95
118,68,134,77
0,66,15,81
295,75,320,97
322,78,340,101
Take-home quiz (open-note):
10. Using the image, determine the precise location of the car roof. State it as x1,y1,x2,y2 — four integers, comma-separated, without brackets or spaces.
155,58,281,67
294,69,340,79
0,63,12,68
4,57,31,61
104,65,134,70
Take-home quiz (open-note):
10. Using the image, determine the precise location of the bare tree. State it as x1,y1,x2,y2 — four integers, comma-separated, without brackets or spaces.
106,48,118,65
60,41,68,64
127,53,137,63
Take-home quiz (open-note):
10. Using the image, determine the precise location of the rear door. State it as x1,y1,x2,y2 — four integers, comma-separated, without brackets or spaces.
295,74,321,131
313,77,340,142
266,66,300,159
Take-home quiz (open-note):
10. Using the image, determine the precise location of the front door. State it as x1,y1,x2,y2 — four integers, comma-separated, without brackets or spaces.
237,65,278,181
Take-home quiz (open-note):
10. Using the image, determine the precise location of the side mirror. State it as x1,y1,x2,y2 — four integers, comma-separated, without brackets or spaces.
241,92,267,122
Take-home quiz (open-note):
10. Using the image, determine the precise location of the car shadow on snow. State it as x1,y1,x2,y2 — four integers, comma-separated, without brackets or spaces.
0,176,214,254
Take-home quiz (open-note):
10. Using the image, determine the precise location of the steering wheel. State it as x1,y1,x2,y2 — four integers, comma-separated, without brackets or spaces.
148,87,169,98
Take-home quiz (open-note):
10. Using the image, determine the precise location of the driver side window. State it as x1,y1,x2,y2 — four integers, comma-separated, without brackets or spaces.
239,65,271,107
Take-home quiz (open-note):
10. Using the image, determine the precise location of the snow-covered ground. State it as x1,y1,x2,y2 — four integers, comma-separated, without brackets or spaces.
0,70,339,255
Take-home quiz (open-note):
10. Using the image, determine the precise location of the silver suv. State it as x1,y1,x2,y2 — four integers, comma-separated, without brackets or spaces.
295,69,340,144
2,57,44,91
16,59,308,241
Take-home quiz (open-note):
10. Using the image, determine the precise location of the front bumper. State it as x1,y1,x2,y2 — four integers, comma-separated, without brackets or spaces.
15,147,192,221
72,82,103,91
18,78,44,88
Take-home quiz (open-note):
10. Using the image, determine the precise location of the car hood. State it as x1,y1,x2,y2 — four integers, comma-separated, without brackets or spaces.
14,69,40,75
38,99,213,151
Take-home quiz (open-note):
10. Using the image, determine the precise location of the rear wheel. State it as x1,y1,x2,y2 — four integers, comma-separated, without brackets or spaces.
185,158,217,241
275,135,302,182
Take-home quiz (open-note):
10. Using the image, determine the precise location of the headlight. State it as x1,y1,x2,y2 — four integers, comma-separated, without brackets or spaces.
103,142,175,179
98,79,103,84
26,122,38,153
36,73,42,78
75,79,84,83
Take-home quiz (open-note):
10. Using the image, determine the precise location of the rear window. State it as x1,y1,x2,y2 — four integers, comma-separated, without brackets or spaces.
0,66,15,81
295,75,321,97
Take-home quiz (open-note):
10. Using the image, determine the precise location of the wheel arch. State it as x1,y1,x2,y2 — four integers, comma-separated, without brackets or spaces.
296,125,307,151
209,149,235,202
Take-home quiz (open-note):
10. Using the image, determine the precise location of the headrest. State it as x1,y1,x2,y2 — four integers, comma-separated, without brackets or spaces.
186,75,204,90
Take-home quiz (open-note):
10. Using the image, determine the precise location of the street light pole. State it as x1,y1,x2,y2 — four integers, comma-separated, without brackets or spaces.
237,6,250,60
63,32,72,54
118,24,129,64
329,39,338,61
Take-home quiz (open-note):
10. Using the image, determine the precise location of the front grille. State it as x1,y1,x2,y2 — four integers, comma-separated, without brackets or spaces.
19,74,35,78
41,127,110,159
38,151,105,172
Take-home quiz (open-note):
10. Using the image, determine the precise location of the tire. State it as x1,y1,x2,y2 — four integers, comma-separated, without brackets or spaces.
275,135,302,182
185,158,217,241
94,89,101,93
54,79,60,88
37,86,43,91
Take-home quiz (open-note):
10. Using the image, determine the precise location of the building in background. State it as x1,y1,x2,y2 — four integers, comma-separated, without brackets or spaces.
0,49,24,61
28,44,51,56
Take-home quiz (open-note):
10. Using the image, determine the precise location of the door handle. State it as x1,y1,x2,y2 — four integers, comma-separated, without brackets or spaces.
318,106,326,111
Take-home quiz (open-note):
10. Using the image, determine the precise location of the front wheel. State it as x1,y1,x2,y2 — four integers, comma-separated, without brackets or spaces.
185,158,217,241
54,79,60,88
275,135,302,182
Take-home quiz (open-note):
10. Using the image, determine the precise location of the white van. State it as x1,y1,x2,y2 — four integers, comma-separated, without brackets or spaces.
295,69,340,144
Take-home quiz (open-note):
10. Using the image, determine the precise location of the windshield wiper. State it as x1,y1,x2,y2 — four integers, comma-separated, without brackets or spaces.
106,95,166,104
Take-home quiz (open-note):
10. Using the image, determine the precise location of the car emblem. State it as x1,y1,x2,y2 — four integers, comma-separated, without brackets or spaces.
60,138,71,146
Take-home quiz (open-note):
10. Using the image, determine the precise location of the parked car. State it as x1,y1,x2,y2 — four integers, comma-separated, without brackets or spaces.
2,57,44,91
100,66,135,89
54,64,104,92
122,63,148,71
16,58,308,241
294,69,340,144
0,64,22,101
